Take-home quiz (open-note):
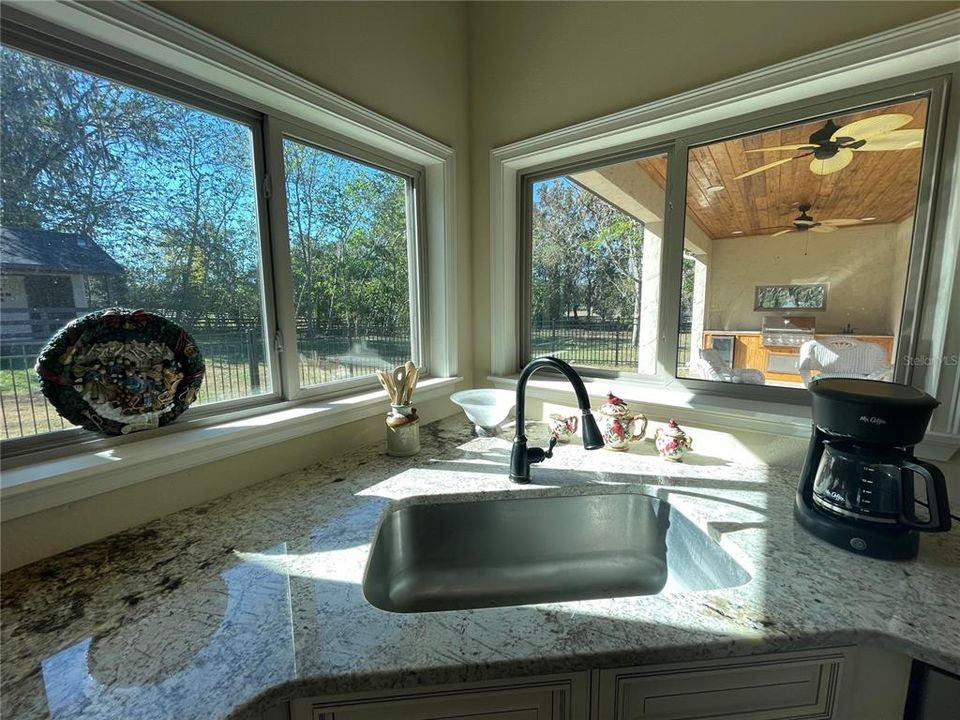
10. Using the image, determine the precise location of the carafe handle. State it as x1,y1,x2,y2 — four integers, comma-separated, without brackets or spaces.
900,460,952,532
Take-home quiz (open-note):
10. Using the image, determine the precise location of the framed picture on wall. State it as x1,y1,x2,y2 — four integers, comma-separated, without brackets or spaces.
754,284,828,312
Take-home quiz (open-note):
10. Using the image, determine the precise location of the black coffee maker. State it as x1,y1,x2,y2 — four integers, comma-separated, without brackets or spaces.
795,378,951,559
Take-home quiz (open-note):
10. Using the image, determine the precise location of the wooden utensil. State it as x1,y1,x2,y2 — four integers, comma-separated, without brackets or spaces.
401,362,418,405
376,369,396,404
392,364,408,405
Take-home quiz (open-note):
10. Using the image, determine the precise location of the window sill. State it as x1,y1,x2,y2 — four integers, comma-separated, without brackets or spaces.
0,376,462,522
487,374,959,461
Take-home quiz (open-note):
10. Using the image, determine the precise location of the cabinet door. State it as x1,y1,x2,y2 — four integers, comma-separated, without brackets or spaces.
596,649,849,720
308,688,552,720
290,672,588,720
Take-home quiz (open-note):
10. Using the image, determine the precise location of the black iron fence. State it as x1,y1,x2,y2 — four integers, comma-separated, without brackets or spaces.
2,314,694,440
0,322,411,440
532,318,691,371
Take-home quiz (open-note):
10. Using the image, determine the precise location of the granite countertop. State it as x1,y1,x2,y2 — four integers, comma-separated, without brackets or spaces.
2,418,959,720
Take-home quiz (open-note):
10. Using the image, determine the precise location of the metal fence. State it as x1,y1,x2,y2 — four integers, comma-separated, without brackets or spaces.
532,319,691,371
0,323,410,440
2,316,694,440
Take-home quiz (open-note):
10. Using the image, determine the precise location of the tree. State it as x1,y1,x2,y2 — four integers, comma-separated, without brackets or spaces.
283,141,409,339
1,46,165,236
531,178,645,340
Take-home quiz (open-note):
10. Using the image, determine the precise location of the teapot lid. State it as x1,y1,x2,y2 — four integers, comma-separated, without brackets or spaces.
600,392,631,416
662,418,686,436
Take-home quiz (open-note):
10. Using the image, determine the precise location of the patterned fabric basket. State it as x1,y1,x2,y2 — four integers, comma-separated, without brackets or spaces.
35,308,205,435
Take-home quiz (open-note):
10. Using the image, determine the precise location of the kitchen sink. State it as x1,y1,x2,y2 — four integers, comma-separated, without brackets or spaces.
362,488,750,613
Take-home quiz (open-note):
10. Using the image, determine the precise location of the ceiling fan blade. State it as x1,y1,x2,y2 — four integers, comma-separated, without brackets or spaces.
810,148,853,175
810,225,838,233
833,113,912,140
820,218,862,226
771,229,795,237
744,145,817,153
853,129,924,151
734,156,797,180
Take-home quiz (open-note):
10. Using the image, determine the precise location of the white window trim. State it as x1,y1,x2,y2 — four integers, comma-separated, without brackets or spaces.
0,0,460,509
490,11,960,450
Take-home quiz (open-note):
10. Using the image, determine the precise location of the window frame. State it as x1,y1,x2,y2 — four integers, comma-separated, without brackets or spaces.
515,70,954,404
0,23,284,453
0,4,450,458
519,143,676,381
264,118,428,402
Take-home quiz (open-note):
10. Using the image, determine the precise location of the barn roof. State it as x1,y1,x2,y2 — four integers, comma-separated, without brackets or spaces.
0,227,124,276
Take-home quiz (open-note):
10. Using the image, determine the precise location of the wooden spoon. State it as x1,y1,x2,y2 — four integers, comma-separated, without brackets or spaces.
392,364,408,405
376,370,396,403
402,362,418,405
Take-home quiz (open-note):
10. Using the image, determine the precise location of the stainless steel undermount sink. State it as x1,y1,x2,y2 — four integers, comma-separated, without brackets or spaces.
362,488,750,613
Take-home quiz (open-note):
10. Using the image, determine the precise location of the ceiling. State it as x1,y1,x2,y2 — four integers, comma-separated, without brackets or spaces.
636,98,927,240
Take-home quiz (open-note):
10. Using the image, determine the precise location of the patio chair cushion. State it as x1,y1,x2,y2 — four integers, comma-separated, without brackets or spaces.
798,337,893,387
696,347,766,385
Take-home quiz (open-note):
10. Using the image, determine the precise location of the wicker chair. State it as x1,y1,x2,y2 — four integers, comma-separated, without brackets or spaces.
695,347,766,384
798,337,893,387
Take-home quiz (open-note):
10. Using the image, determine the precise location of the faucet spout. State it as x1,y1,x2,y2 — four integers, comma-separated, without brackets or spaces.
509,356,604,483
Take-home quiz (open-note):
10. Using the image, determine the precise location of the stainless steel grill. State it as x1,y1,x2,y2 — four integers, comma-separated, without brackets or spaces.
761,315,816,348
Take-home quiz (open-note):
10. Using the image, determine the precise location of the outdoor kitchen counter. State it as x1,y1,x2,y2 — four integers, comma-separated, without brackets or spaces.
2,417,958,720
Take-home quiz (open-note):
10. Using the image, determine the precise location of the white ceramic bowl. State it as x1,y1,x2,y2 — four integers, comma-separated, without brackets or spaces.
450,389,516,436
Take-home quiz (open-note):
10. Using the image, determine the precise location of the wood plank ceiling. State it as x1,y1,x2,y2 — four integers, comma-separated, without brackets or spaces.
636,98,927,240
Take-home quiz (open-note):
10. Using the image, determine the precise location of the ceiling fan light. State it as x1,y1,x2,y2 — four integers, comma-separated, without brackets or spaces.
731,230,743,235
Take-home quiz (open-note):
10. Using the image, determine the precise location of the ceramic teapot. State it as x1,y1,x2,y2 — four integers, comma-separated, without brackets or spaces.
654,419,693,462
548,413,579,443
595,392,647,451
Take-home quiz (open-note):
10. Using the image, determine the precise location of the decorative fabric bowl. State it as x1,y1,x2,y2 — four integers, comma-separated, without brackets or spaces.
35,308,205,435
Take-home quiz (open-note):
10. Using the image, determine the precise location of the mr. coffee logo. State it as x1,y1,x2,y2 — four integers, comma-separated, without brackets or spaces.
858,415,888,425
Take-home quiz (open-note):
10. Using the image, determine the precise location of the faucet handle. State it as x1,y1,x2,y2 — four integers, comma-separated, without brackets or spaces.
544,436,558,459
527,436,558,465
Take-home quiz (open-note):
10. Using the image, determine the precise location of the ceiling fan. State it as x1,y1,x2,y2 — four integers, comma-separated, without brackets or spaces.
766,204,862,237
735,113,924,180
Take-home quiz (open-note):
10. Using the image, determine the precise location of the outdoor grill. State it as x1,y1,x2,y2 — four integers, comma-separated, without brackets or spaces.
761,315,816,348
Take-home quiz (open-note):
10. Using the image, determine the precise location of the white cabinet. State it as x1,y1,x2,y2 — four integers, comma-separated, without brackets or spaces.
288,672,589,720
276,646,909,720
594,648,851,720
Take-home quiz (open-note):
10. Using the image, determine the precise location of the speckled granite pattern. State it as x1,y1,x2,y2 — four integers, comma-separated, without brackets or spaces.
2,418,959,720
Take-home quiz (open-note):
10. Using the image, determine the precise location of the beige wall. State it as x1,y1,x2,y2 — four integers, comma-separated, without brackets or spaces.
2,2,473,571
466,0,956,380
706,220,912,334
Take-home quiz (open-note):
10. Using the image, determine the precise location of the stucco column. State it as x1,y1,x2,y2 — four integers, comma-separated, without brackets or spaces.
637,225,663,375
689,254,708,374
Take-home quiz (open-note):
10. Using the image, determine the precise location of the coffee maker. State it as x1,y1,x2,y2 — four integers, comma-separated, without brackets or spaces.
795,378,951,560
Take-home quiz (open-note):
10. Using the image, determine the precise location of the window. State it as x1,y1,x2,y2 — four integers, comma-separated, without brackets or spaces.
0,30,432,446
525,151,668,376
280,137,417,390
515,74,950,401
676,95,929,389
0,44,271,440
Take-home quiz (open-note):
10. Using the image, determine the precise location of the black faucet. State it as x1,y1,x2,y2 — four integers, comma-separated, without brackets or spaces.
509,356,605,483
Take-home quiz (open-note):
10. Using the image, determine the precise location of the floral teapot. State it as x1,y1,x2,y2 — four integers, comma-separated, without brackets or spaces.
654,419,693,462
595,392,648,451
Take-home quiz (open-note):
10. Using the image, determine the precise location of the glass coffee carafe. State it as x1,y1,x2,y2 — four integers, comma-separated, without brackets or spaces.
812,441,950,530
